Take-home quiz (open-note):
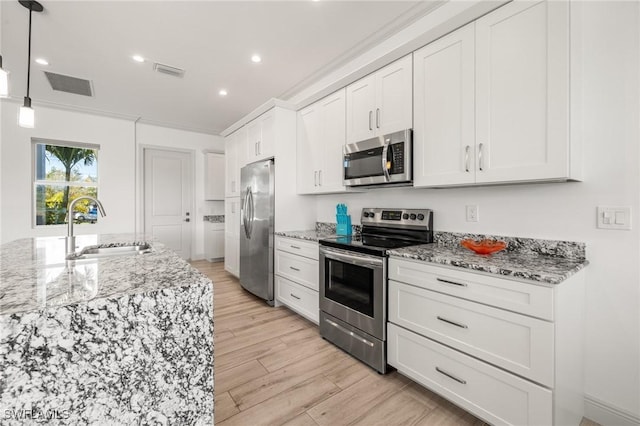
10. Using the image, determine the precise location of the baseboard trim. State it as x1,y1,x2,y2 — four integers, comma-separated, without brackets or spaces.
585,394,640,426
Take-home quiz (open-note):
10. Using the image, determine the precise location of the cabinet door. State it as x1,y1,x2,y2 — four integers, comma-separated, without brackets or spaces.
375,54,413,136
257,109,275,160
317,89,346,193
413,25,475,187
245,119,260,164
224,134,238,197
224,197,240,276
205,153,225,200
296,104,322,194
475,0,569,183
346,74,376,143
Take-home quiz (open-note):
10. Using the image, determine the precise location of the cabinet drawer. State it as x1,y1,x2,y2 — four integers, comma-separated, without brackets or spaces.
389,258,554,320
275,250,319,291
389,280,553,387
388,323,552,426
275,237,319,260
276,276,319,324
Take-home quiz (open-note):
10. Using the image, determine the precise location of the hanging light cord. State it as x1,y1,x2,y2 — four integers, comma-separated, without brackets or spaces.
26,4,33,99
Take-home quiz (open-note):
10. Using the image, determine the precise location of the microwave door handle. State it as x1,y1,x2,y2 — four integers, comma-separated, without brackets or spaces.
381,141,391,182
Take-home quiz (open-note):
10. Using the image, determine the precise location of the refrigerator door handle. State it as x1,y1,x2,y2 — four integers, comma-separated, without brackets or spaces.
242,187,251,238
247,189,255,238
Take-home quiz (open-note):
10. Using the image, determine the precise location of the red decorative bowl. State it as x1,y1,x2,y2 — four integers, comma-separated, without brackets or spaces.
461,239,507,255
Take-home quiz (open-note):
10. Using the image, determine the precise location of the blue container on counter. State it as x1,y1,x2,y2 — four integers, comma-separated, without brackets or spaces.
336,214,352,236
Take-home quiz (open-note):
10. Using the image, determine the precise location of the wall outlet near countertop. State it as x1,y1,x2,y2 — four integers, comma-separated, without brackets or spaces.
597,206,632,230
466,205,479,222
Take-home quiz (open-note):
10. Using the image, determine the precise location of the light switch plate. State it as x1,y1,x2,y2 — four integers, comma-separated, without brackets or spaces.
466,205,479,222
597,206,632,230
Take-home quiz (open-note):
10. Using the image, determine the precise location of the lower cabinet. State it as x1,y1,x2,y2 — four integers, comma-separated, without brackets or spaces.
224,197,240,277
387,257,585,426
274,236,319,324
204,222,225,260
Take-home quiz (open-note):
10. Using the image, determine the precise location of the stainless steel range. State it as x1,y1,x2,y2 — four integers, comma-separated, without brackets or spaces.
318,208,433,373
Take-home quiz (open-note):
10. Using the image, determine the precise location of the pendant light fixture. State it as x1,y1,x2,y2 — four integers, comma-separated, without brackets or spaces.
18,0,44,128
0,55,8,98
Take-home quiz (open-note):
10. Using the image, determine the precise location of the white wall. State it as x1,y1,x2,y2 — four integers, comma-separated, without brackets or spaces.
134,123,224,260
0,103,224,264
0,102,136,243
303,1,640,422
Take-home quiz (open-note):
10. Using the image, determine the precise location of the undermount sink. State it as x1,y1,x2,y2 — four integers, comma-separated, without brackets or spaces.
66,242,152,260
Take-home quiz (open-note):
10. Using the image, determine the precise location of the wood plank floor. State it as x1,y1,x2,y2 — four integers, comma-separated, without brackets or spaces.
190,260,600,426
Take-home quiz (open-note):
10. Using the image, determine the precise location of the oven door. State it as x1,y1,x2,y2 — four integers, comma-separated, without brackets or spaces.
319,246,386,340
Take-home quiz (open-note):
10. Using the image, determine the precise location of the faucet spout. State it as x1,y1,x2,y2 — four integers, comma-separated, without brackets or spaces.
66,196,107,255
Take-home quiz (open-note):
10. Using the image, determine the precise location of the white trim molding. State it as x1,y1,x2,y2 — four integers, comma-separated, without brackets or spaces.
585,394,640,426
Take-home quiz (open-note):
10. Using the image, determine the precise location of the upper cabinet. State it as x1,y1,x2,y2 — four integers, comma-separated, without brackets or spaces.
245,109,275,163
414,0,577,187
204,152,225,200
297,89,347,195
225,128,245,197
346,54,413,143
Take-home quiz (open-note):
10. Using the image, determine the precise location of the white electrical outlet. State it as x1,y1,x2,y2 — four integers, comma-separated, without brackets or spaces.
597,206,632,230
466,205,479,222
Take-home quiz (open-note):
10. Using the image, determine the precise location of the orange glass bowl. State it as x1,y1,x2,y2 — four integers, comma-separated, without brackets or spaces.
460,239,507,255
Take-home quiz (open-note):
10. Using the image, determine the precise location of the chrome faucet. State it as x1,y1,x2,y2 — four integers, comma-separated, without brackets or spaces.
66,196,106,255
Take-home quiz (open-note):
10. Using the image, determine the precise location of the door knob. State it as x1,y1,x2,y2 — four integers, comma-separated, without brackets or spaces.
184,218,190,222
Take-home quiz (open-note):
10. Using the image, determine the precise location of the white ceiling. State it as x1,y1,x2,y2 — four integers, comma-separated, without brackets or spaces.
1,1,438,135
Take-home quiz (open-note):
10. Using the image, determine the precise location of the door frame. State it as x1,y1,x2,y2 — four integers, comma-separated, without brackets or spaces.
136,144,196,257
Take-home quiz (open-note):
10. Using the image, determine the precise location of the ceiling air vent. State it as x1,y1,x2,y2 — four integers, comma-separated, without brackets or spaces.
153,62,185,78
44,71,93,97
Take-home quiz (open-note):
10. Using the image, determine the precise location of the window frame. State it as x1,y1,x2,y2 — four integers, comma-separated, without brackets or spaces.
32,138,100,228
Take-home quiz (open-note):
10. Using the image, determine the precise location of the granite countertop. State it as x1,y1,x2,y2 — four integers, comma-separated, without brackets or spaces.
0,233,211,315
203,215,224,223
388,233,588,286
275,230,332,242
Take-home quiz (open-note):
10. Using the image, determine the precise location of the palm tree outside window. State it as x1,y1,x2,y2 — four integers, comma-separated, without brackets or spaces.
33,139,99,226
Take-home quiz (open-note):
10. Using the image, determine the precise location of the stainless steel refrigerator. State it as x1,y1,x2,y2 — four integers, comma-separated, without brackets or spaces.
240,159,275,305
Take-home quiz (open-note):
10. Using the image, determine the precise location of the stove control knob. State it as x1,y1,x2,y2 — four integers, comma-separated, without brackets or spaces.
402,213,409,219
363,212,369,218
409,213,417,220
417,214,425,221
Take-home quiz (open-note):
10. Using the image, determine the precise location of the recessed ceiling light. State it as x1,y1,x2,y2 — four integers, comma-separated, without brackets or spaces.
35,58,49,66
219,89,228,96
251,54,262,63
132,55,145,63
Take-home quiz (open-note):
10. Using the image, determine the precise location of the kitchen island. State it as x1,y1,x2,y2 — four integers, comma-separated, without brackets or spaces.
0,234,213,424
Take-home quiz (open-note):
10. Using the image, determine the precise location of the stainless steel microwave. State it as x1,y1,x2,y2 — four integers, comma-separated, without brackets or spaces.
343,129,412,187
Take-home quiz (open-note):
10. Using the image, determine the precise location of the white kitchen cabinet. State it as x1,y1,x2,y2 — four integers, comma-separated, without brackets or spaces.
204,152,225,200
204,221,225,260
224,197,240,277
387,257,585,426
245,109,275,163
274,236,319,324
225,131,242,197
413,1,578,187
413,23,475,187
297,89,347,194
346,54,412,143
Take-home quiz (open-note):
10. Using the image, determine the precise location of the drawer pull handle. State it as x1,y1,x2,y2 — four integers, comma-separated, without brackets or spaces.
289,266,301,272
435,367,467,385
290,245,301,250
324,318,375,347
290,293,301,300
436,278,467,287
437,316,468,329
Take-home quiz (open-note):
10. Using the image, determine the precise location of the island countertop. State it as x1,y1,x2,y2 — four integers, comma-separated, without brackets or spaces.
0,233,210,315
0,234,213,424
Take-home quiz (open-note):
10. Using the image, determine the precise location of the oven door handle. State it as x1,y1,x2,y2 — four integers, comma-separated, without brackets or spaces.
320,246,383,267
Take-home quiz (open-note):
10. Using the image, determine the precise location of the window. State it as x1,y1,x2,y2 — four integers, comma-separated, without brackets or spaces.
33,140,99,226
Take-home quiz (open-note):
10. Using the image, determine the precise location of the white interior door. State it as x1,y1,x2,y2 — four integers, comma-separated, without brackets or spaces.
144,148,193,259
